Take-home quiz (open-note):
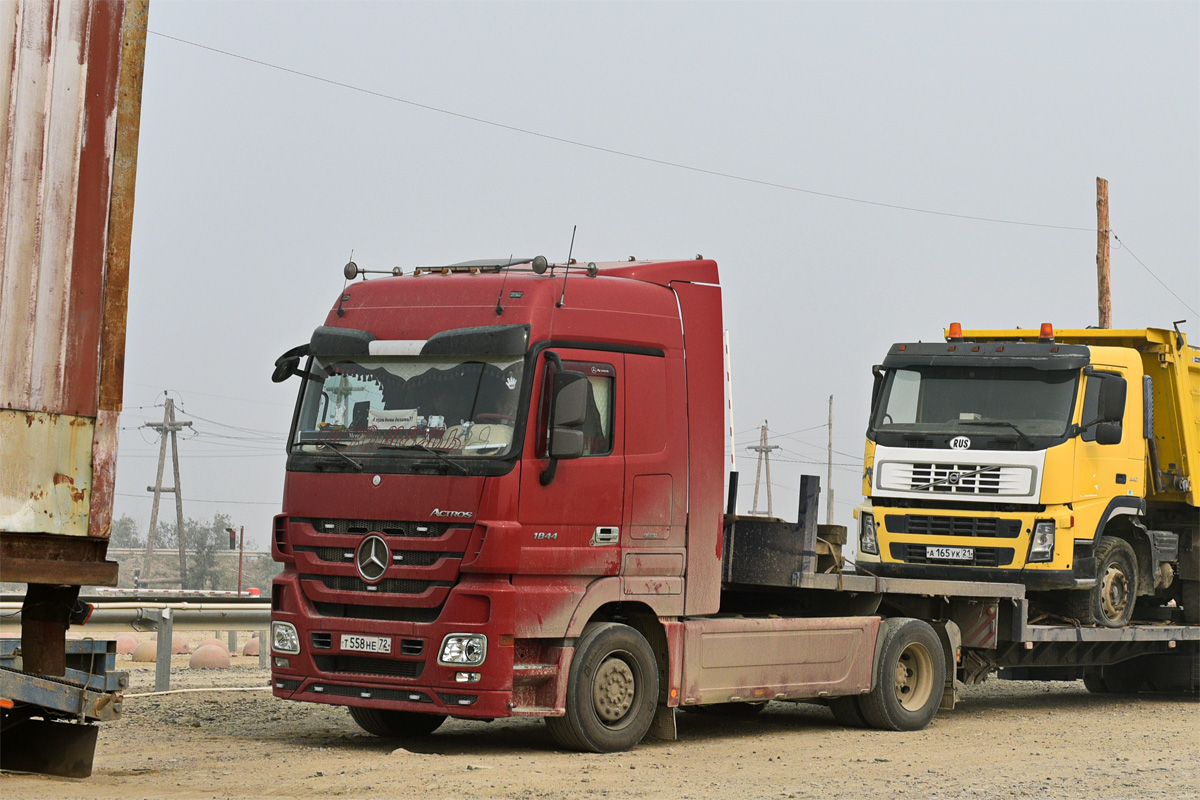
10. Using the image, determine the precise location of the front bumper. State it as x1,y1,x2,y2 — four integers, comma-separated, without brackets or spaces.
269,571,520,720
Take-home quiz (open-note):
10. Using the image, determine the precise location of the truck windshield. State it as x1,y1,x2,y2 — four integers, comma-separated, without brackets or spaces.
290,355,524,458
871,366,1078,440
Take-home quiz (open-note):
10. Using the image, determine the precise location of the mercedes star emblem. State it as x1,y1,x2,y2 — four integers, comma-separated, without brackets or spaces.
356,534,389,583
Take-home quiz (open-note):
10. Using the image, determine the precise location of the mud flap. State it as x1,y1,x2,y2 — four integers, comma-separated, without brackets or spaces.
931,620,961,712
647,705,677,741
0,716,100,778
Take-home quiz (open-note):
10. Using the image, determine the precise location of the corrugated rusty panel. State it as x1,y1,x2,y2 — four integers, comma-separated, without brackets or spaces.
0,409,95,537
0,1,143,548
1,0,126,418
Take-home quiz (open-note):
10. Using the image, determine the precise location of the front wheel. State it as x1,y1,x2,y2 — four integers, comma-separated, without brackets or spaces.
859,618,945,732
1068,536,1138,627
545,622,659,753
348,707,446,738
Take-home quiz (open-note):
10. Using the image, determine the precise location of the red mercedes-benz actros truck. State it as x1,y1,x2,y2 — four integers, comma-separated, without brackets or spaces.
269,256,1197,752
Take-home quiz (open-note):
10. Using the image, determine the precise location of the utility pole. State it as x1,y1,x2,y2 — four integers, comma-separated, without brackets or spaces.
827,395,834,525
747,421,780,517
141,398,192,587
1097,176,1112,329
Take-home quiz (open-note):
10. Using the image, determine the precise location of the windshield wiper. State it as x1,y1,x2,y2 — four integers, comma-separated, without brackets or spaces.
960,420,1037,449
317,442,363,471
379,443,469,475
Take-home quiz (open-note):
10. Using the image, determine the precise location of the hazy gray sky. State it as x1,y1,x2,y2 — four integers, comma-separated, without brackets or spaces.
113,1,1200,549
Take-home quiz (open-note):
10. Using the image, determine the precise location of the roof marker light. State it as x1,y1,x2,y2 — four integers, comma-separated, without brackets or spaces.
947,322,964,342
1039,323,1054,342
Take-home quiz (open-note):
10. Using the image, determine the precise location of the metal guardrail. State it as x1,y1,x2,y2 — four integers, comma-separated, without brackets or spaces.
0,599,271,692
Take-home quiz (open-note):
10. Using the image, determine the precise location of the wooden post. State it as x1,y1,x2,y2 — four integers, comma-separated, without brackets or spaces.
168,401,189,588
141,402,172,580
1096,177,1111,328
827,395,834,525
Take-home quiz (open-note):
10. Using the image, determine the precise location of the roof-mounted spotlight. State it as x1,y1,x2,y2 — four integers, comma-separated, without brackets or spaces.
344,261,358,280
531,255,549,275
586,262,599,277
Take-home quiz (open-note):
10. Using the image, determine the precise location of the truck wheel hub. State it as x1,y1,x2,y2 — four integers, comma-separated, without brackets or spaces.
593,656,635,722
1100,566,1130,618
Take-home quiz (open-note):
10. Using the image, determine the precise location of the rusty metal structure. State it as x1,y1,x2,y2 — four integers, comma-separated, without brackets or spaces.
1,0,147,680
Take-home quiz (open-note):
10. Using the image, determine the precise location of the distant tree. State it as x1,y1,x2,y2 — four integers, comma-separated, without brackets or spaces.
188,512,233,590
109,514,143,548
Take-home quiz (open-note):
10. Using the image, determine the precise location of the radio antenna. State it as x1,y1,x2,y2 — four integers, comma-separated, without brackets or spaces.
495,254,514,316
557,226,576,308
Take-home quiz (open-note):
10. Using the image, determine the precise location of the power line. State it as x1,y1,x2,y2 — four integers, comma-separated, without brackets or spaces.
149,30,1096,233
117,492,278,507
1112,233,1198,317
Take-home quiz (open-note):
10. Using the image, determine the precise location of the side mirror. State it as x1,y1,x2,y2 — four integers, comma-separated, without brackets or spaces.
548,372,588,459
1094,421,1123,445
272,344,310,383
1096,376,1126,423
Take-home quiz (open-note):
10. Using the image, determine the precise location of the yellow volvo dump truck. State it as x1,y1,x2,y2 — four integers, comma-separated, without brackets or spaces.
857,324,1199,628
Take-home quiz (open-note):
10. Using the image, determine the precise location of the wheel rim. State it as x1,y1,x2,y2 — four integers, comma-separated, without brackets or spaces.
1100,563,1131,621
893,641,935,712
592,652,636,725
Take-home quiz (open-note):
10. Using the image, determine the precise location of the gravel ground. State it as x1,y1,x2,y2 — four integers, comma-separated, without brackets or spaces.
2,639,1198,800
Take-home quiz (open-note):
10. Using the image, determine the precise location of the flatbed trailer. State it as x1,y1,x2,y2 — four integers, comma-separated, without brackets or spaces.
718,474,1198,725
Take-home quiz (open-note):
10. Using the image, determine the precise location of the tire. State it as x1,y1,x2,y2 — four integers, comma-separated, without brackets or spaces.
348,707,446,738
545,622,659,753
828,695,869,728
1082,668,1110,694
859,618,946,732
1182,580,1200,625
1068,536,1138,628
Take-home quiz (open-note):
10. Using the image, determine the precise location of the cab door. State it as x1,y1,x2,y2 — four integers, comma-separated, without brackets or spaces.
1074,364,1145,513
517,349,624,578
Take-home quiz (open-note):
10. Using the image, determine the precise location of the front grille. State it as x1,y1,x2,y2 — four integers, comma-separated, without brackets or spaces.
314,602,442,623
301,518,453,538
314,655,423,678
878,461,1035,497
909,464,1002,494
890,543,1014,567
885,515,1021,538
307,684,433,703
305,575,452,595
295,546,455,567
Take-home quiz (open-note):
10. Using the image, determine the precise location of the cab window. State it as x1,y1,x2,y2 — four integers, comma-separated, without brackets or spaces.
538,360,615,457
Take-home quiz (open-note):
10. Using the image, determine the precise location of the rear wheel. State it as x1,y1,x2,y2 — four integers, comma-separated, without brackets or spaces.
1068,536,1138,628
348,707,446,738
545,622,659,753
859,618,945,732
1182,580,1200,625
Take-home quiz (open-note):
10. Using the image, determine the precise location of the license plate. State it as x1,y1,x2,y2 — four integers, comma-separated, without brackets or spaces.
926,546,974,561
341,634,391,654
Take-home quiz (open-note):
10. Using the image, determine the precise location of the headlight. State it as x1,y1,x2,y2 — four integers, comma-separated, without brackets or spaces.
271,621,301,654
1028,520,1055,563
860,513,879,556
438,633,487,666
